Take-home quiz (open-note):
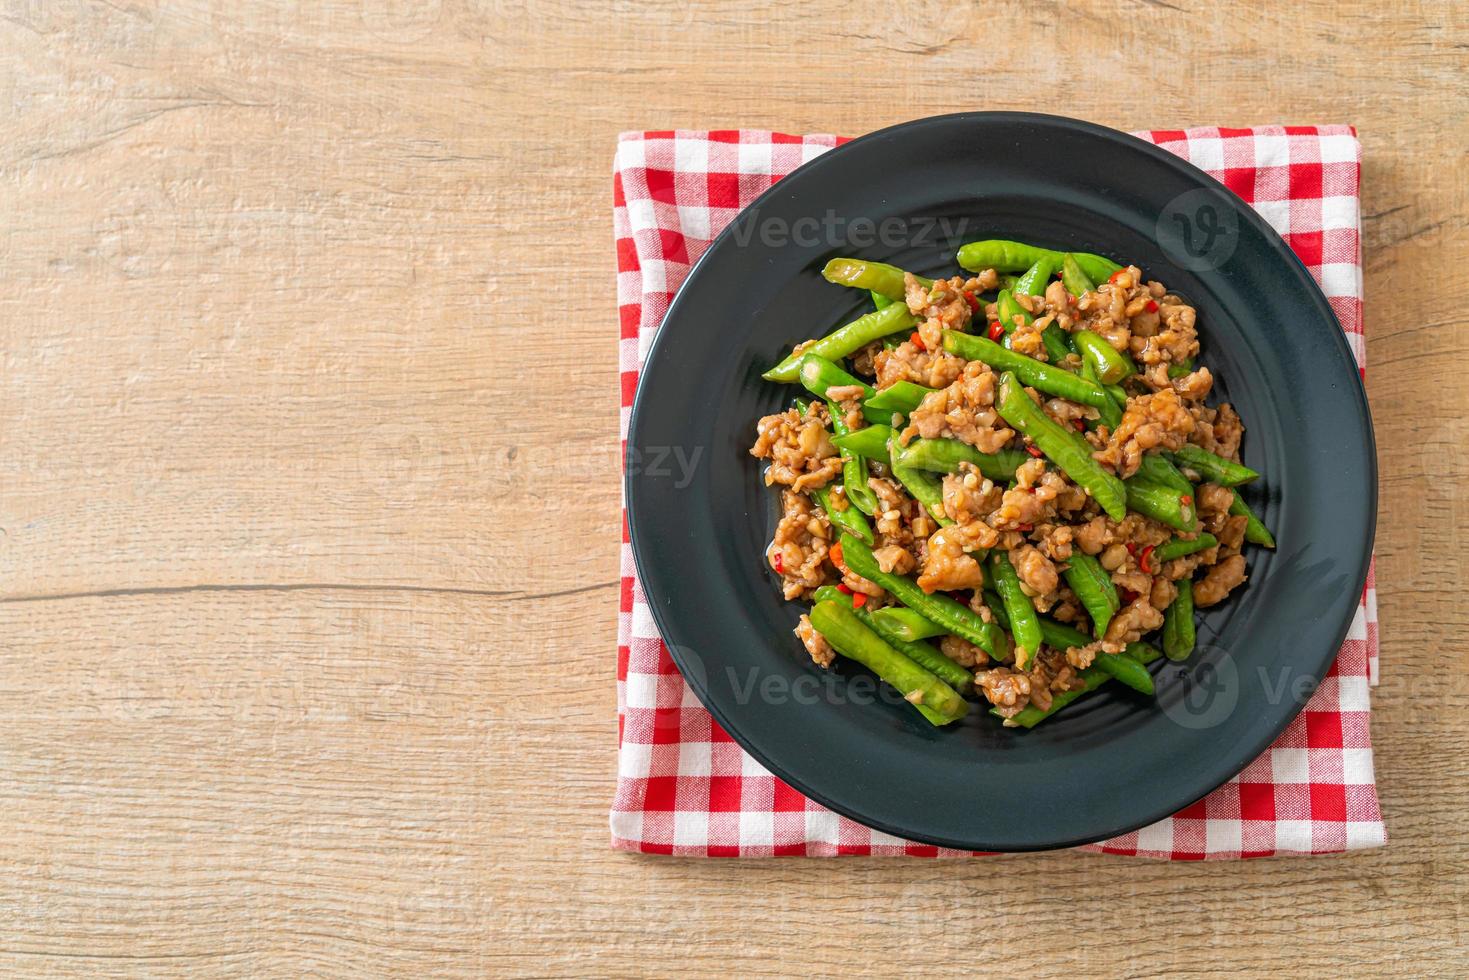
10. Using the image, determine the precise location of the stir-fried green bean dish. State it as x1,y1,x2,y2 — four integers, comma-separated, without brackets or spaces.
751,240,1273,728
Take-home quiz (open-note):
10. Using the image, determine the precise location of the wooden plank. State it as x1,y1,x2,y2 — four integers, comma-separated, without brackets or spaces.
0,0,1464,974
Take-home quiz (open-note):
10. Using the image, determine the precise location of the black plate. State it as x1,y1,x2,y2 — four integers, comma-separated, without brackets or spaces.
625,112,1375,851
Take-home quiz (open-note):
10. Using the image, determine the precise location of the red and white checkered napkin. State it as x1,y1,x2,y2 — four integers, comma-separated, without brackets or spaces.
612,126,1383,858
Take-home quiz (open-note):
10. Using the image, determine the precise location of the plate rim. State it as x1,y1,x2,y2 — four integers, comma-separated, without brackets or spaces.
624,111,1377,851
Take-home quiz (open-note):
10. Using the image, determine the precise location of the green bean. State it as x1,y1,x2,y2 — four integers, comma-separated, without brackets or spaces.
983,591,1082,652
1074,253,1123,284
942,331,1115,416
1014,255,1059,298
1169,445,1260,486
793,395,819,430
1059,418,1099,460
998,286,1072,365
1010,255,1081,370
999,666,1109,727
811,584,845,605
1135,453,1194,495
1167,358,1194,379
1230,489,1276,548
1043,327,1075,365
1077,361,1114,433
763,302,915,382
1123,478,1200,532
992,371,1128,521
997,273,1021,293
1152,533,1218,564
798,355,873,400
1130,641,1164,666
831,424,878,518
805,599,951,728
888,431,952,526
1163,578,1196,661
868,606,946,641
1093,383,1123,430
1077,358,1100,395
871,630,973,698
988,595,1160,664
839,533,1009,660
957,240,1121,284
865,381,934,415
813,588,973,696
812,394,880,517
989,552,1043,668
872,637,970,696
995,288,1031,333
871,291,894,310
978,589,1006,625
1073,329,1135,384
820,257,930,301
831,425,892,466
1092,651,1156,695
957,240,1057,274
1063,552,1119,639
1060,253,1096,298
1010,260,1083,366
809,600,967,724
811,485,873,546
1080,359,1127,409
982,594,1154,696
917,704,954,727
841,459,876,516
893,438,1026,483
994,643,1160,728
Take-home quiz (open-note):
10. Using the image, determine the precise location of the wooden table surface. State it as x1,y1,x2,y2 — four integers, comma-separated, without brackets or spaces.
2,1,1466,976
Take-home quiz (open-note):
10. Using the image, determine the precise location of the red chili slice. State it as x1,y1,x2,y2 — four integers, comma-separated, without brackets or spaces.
910,331,926,351
1017,523,1033,532
964,291,980,311
851,592,868,609
1139,544,1155,574
1180,494,1193,505
1145,299,1159,313
987,320,1005,341
1108,269,1127,284
830,541,846,573
1125,542,1138,558
773,553,785,574
1026,445,1043,458
836,581,852,595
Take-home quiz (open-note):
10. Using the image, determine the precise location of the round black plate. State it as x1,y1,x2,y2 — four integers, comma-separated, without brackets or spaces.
625,112,1375,851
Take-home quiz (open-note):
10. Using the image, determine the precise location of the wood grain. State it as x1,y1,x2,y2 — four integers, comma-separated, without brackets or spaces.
1,0,1465,975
